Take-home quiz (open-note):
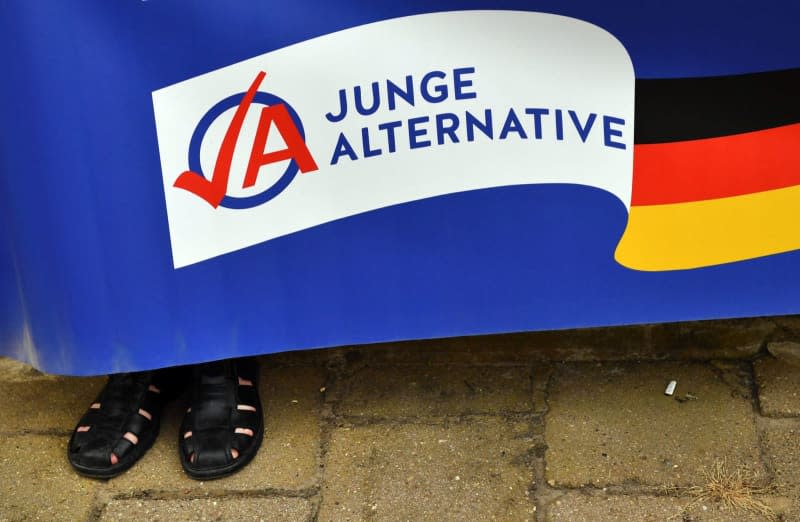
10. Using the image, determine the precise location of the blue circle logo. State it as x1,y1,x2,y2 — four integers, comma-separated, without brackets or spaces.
187,92,306,209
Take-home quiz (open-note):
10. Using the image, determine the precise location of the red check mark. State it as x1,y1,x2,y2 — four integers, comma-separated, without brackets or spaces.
174,71,267,208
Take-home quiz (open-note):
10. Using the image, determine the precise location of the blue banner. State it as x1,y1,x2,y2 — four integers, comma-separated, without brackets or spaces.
1,1,799,375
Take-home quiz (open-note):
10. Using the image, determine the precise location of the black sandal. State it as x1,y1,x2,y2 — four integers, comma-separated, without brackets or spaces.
179,358,264,480
68,370,174,479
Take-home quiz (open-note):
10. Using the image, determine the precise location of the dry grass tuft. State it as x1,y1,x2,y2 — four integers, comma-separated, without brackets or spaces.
670,461,778,520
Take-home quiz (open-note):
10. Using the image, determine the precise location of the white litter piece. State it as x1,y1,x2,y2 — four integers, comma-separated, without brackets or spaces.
665,380,677,396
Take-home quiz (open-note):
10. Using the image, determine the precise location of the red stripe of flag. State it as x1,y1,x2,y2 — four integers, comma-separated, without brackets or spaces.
632,122,800,206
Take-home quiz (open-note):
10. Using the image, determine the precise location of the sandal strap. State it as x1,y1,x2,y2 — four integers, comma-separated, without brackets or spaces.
112,436,136,459
69,369,172,472
181,358,262,471
75,372,151,433
189,428,233,467
192,362,236,430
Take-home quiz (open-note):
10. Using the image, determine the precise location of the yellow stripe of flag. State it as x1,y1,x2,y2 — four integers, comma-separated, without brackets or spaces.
615,184,800,271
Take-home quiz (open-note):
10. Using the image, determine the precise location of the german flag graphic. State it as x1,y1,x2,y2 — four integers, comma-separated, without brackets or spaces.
616,68,800,271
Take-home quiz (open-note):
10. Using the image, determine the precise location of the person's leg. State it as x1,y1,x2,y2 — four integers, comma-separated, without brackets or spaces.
178,357,263,479
68,367,188,478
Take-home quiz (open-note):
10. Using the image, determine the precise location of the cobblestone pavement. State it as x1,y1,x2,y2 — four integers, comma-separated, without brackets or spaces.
2,317,800,521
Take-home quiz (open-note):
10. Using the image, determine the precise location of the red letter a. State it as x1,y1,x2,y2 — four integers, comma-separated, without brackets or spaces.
242,104,319,188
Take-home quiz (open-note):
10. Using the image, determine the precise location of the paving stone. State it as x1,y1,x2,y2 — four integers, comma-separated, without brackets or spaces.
545,362,763,487
0,374,105,434
546,492,769,521
332,318,773,368
766,341,800,367
337,366,531,418
760,418,800,519
318,418,536,521
0,356,48,382
650,318,772,359
100,497,313,521
755,356,800,416
344,326,649,366
108,365,323,495
0,434,102,521
771,315,800,341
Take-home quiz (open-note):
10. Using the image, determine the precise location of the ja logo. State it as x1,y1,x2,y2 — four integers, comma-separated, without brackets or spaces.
174,71,319,209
